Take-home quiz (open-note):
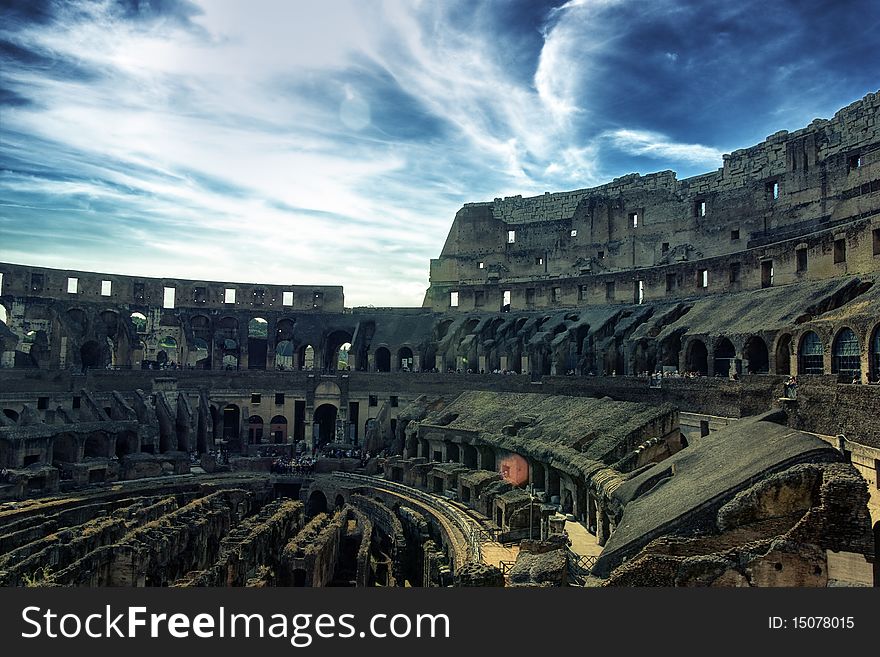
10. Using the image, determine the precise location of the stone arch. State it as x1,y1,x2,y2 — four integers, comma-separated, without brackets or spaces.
313,404,338,446
713,337,736,377
115,431,138,459
462,444,478,469
247,317,269,370
299,344,315,370
743,335,769,374
685,339,708,375
775,333,793,375
247,415,264,444
52,433,80,463
397,346,414,371
375,346,391,372
157,336,178,367
798,331,824,375
83,432,109,459
831,327,861,380
307,489,328,516
324,330,353,372
275,340,294,370
270,415,288,444
870,324,880,383
334,494,345,510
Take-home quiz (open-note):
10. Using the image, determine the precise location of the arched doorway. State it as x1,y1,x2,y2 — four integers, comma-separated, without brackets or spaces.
324,330,353,372
799,331,824,375
270,415,288,444
52,434,79,463
686,339,708,375
300,344,315,370
832,327,861,380
130,312,147,334
743,336,769,374
313,404,338,447
375,347,391,372
775,334,792,375
247,318,268,370
713,338,736,377
115,432,138,459
307,490,328,516
80,340,105,371
222,404,240,440
397,346,414,371
157,336,178,367
189,337,210,369
247,415,264,444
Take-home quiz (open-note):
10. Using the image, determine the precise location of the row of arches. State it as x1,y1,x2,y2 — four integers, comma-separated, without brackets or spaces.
682,326,879,380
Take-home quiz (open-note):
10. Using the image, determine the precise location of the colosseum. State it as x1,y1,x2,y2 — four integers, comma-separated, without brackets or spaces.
0,92,878,588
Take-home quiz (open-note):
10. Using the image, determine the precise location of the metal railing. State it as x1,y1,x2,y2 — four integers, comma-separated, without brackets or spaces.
567,548,596,585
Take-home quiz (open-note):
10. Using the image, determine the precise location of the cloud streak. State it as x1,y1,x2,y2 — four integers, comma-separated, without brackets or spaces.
1,0,877,305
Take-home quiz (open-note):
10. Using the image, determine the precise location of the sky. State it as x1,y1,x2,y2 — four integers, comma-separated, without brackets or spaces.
1,0,878,307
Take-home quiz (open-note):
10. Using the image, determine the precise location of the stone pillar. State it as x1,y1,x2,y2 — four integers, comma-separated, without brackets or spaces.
478,355,486,372
413,354,421,372
522,355,530,375
368,352,376,372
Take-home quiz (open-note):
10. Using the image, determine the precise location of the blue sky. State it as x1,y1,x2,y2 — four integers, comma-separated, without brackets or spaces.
1,0,878,306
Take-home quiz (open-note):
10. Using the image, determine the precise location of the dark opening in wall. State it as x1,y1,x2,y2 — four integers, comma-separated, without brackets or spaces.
848,154,862,171
390,395,398,407
765,180,779,200
729,262,741,284
797,248,808,272
37,397,48,410
834,239,846,264
694,200,706,217
23,455,40,467
369,395,378,407
31,273,43,293
578,285,588,301
661,242,669,253
873,229,880,256
251,393,261,404
526,288,535,305
605,281,615,301
698,269,708,289
133,282,145,303
761,260,773,288
598,251,605,259
474,290,485,307
551,287,561,303
275,393,284,405
666,274,675,293
730,229,740,241
630,212,639,228
72,396,81,409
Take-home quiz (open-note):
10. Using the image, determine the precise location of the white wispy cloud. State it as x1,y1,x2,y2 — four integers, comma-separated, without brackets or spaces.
603,129,724,167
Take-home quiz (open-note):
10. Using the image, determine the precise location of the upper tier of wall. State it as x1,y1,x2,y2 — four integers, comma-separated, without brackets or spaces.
426,91,880,311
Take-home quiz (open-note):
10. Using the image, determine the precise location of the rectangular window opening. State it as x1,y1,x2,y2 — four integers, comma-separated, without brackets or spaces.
873,228,880,256
730,229,740,241
661,242,670,254
163,286,175,309
275,393,284,405
635,280,644,304
630,212,639,228
101,280,112,297
478,261,485,269
605,281,615,301
282,291,294,306
698,269,708,289
694,200,707,217
507,230,516,244
578,285,588,301
67,277,78,294
598,251,605,260
666,274,676,293
570,229,578,237
848,154,862,171
502,290,511,310
450,291,459,307
797,248,808,272
729,262,741,284
30,273,43,293
224,288,236,304
535,257,544,266
551,286,561,303
390,395,399,408
369,395,378,407
766,180,779,200
833,238,846,264
761,260,774,288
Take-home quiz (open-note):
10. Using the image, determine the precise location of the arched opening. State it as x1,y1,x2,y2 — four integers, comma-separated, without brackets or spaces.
713,338,736,377
686,339,708,375
775,333,792,375
222,404,240,440
631,339,657,375
479,446,496,472
743,336,769,374
270,415,288,444
130,312,147,334
247,318,268,370
3,408,19,423
870,326,880,383
275,340,294,370
832,327,861,381
531,460,546,490
80,340,104,371
799,331,824,375
52,434,79,463
83,433,108,459
307,490,328,516
313,404,338,447
292,569,307,587
324,330,353,372
300,344,315,370
189,337,210,369
115,432,138,459
375,347,391,372
446,443,460,463
397,346,414,371
247,415,264,444
157,336,178,367
462,444,478,469
334,494,345,510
